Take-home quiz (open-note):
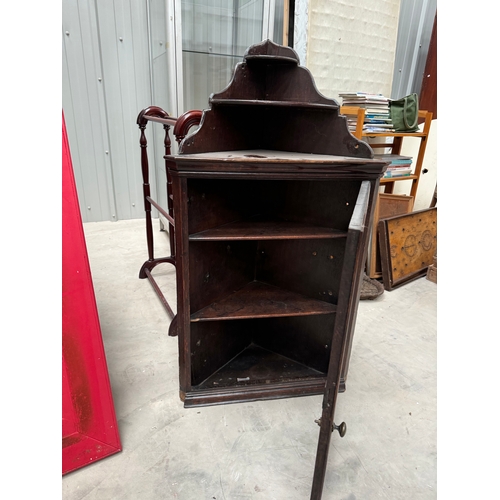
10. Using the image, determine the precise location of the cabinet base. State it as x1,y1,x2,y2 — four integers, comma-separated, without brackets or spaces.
180,378,346,407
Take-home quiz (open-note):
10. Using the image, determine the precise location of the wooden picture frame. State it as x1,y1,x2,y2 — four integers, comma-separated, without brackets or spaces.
378,207,437,291
368,193,414,278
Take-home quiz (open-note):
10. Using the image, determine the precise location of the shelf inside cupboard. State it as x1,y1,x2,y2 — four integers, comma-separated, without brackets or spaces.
190,281,337,322
189,216,347,241
194,343,326,390
362,132,426,138
380,174,418,183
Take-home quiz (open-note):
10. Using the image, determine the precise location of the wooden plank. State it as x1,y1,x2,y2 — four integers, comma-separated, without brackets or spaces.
189,217,346,241
380,175,418,183
191,281,337,321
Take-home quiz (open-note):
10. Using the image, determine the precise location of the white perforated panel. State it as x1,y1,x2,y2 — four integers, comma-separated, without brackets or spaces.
306,0,401,102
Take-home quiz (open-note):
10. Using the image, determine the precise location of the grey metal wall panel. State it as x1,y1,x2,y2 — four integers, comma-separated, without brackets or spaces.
390,0,436,99
95,0,153,221
62,0,116,223
63,0,161,222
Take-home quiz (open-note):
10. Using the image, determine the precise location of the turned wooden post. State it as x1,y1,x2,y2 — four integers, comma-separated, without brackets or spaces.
137,106,174,264
163,123,175,255
138,122,154,262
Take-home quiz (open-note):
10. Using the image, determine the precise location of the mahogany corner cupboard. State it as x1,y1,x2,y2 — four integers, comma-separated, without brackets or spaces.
165,40,387,408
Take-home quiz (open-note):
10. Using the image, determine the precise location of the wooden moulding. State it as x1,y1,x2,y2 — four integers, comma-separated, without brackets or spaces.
378,207,437,290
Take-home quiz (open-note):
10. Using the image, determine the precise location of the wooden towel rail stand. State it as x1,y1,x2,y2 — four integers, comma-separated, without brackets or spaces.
136,106,202,322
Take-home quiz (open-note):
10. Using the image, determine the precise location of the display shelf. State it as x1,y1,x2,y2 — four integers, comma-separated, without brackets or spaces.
363,131,427,138
380,174,418,183
191,281,337,321
189,216,347,241
362,110,433,199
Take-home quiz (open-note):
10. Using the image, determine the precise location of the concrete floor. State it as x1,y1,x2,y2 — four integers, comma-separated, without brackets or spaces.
62,218,437,500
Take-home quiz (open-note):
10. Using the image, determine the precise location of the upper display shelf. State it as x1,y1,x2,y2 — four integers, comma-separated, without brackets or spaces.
209,39,338,109
177,40,373,159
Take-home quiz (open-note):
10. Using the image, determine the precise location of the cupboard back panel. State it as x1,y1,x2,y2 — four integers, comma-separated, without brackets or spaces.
255,239,346,304
263,180,361,229
187,179,264,235
190,321,253,387
189,240,257,313
187,179,362,234
181,106,371,158
190,315,334,388
252,315,336,374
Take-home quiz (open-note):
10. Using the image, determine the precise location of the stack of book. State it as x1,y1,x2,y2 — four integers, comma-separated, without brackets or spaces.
375,154,413,178
339,92,394,133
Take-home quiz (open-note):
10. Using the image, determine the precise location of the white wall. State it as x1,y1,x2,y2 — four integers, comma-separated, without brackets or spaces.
397,119,437,211
304,0,436,210
305,0,401,102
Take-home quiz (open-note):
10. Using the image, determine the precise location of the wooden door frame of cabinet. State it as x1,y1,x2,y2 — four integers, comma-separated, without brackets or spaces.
310,180,372,499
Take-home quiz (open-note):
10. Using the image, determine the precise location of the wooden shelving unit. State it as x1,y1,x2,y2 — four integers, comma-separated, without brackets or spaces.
362,110,432,196
361,110,433,279
163,40,388,499
165,40,387,408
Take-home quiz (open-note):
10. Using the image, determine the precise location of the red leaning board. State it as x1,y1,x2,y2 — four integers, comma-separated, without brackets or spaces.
62,113,121,474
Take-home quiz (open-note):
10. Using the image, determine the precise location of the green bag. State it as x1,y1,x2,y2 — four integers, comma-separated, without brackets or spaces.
390,93,419,132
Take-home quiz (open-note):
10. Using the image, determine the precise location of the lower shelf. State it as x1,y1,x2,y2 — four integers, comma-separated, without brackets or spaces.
191,281,337,321
182,343,336,407
198,343,325,388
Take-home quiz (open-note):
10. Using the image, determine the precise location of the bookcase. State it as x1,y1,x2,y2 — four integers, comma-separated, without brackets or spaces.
166,40,388,408
360,110,433,279
363,110,433,199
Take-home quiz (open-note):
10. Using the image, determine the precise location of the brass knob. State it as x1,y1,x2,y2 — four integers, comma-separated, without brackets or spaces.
315,418,347,437
333,422,347,437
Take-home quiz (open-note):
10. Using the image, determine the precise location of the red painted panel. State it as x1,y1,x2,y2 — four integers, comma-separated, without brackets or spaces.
62,112,121,475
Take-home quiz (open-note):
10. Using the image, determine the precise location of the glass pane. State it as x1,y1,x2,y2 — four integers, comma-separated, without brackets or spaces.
273,0,284,45
181,0,265,112
150,0,174,114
